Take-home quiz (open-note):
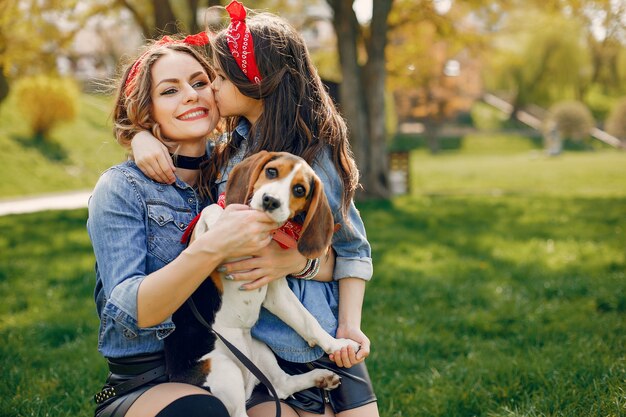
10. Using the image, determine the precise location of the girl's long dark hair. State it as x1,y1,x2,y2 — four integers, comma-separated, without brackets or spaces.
203,11,359,218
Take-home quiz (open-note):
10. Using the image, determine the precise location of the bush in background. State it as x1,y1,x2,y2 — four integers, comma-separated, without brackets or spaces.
547,100,595,142
13,75,79,141
605,97,626,147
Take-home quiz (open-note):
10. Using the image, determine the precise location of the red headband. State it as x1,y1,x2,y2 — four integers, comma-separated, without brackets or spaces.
124,32,210,96
225,1,262,84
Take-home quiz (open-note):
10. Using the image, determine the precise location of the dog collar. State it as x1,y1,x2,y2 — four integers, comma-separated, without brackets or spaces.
216,193,300,249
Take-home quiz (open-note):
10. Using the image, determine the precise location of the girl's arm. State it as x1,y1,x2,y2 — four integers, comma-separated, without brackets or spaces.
313,150,373,367
219,243,335,291
132,131,177,184
330,277,371,367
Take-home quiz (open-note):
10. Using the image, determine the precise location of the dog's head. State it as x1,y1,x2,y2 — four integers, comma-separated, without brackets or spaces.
225,151,334,259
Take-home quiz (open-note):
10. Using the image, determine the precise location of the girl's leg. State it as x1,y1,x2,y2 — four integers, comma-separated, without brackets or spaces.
294,405,335,417
125,383,228,417
247,400,300,417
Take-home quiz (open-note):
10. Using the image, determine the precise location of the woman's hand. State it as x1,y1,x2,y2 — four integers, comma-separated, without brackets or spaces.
192,204,276,260
132,131,176,184
219,240,308,291
329,325,370,368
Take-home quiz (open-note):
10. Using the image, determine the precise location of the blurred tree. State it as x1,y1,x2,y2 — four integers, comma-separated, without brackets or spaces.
0,0,93,99
386,0,485,153
113,0,221,39
559,0,626,93
14,75,79,141
484,0,625,116
485,7,591,119
547,100,595,142
326,0,393,199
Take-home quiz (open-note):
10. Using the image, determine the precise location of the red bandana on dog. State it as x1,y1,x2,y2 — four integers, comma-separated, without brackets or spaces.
181,193,300,248
124,32,210,96
225,0,262,85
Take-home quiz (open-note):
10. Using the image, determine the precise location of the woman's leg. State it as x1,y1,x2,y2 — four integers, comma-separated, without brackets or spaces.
247,400,301,417
125,383,228,417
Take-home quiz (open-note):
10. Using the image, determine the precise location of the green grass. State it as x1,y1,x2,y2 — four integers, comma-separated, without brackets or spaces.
0,93,125,198
1,134,625,415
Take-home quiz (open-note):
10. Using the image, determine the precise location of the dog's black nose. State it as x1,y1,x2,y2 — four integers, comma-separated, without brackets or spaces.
262,195,281,212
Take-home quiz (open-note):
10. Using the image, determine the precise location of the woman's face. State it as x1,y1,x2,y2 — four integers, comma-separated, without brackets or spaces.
211,66,263,124
150,50,219,144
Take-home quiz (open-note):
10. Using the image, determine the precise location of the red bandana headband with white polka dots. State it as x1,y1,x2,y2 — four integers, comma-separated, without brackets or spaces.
225,0,262,85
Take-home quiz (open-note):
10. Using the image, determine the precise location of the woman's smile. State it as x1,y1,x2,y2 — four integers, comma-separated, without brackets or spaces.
177,107,208,121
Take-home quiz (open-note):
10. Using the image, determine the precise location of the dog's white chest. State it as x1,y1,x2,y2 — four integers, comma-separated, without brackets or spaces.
214,279,268,329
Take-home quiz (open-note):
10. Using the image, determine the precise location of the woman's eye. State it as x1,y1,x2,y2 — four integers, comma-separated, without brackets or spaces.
161,88,177,95
193,80,208,89
293,185,306,198
266,168,278,179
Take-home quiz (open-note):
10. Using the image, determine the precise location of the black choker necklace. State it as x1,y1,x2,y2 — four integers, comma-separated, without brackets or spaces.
170,153,208,170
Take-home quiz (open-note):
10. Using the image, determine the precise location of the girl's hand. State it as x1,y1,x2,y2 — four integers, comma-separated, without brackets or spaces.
219,240,308,291
132,131,176,184
329,326,370,368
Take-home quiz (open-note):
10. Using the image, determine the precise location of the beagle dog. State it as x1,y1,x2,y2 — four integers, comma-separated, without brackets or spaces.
170,151,360,417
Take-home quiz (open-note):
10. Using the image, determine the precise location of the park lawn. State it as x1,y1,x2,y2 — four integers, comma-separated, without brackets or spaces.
1,147,625,416
0,93,125,198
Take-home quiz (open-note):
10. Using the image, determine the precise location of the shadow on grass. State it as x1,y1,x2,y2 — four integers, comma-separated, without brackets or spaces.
12,134,68,162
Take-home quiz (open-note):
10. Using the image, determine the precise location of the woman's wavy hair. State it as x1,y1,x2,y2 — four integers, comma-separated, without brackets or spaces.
203,10,359,217
113,40,217,155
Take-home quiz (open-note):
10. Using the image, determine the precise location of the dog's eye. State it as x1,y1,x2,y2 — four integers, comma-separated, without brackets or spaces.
293,184,306,198
266,168,278,179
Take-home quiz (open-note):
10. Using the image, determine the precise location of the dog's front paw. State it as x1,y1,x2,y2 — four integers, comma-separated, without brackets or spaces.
313,369,341,390
325,338,360,355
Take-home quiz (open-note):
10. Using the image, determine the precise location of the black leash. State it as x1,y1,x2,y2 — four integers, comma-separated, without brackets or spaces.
187,297,282,417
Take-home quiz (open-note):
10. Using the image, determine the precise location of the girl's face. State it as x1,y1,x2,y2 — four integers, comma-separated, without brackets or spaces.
211,68,263,124
150,50,219,145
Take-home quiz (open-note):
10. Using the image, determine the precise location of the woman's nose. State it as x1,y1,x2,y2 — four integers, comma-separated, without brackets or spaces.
183,84,198,102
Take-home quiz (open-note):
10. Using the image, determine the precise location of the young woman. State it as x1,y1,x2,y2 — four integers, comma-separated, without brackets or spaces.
88,34,320,417
132,3,379,416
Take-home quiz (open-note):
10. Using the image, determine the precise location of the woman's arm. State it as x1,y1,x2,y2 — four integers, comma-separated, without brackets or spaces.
137,204,277,327
132,131,177,184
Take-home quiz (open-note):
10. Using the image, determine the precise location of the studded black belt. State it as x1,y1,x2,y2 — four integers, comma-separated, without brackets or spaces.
94,353,167,405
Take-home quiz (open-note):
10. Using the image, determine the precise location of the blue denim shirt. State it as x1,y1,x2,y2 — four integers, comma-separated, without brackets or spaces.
87,161,205,358
216,121,373,362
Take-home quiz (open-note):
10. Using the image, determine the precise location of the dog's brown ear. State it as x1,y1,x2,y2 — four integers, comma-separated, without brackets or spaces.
225,151,274,205
298,177,334,259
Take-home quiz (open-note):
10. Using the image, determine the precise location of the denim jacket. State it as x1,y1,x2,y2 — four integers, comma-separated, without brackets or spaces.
215,121,373,362
87,161,205,358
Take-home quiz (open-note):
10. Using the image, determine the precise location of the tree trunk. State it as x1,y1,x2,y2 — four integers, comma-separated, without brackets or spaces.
116,0,152,39
330,0,369,190
187,0,200,33
0,66,9,104
363,0,392,198
153,0,178,37
328,0,392,199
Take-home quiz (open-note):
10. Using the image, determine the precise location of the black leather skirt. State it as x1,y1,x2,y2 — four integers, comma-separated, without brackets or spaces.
94,353,168,417
246,354,377,414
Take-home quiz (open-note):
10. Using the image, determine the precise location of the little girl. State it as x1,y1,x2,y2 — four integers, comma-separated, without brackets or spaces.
132,2,379,416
